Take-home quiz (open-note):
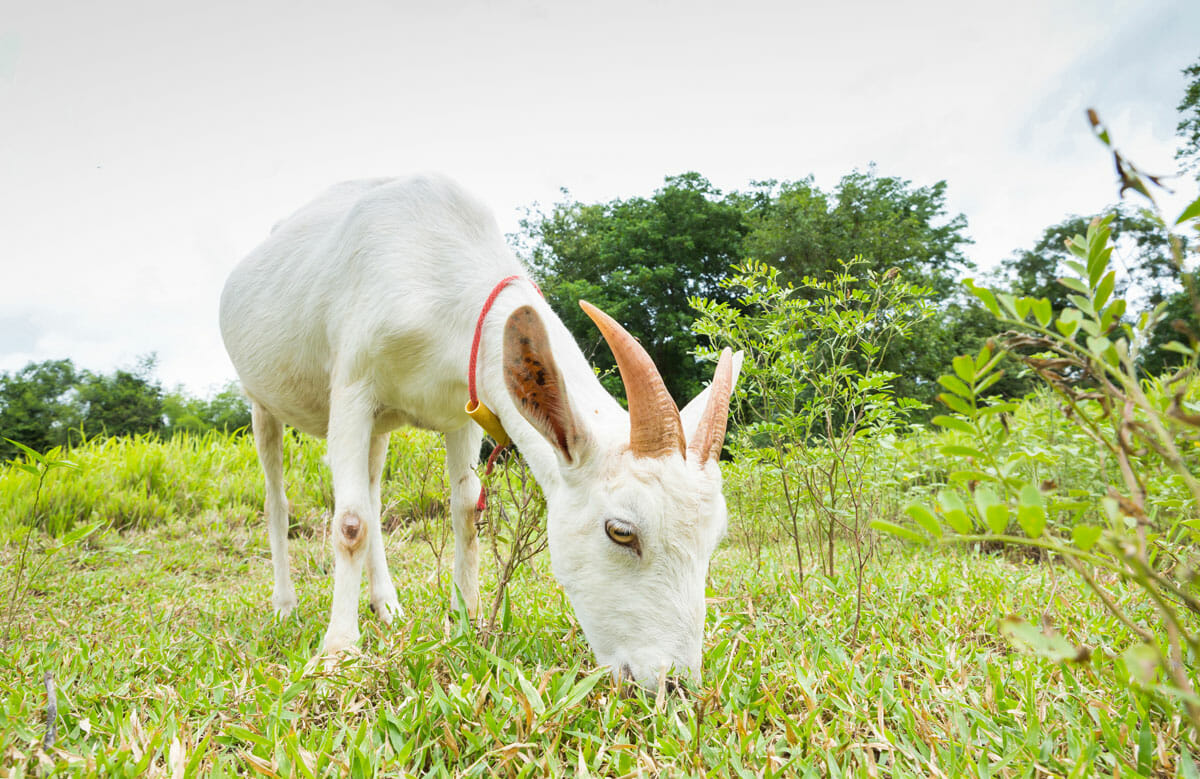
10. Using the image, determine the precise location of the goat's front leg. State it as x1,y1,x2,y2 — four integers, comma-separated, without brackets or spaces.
365,432,401,623
445,424,484,619
321,382,376,655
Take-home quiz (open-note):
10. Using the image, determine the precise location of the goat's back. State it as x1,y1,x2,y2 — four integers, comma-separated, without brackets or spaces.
219,174,522,437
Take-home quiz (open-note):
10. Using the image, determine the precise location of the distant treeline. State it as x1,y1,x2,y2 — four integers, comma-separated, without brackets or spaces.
0,355,250,460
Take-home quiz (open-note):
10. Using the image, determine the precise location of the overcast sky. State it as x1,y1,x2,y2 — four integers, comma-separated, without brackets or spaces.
2,0,1198,395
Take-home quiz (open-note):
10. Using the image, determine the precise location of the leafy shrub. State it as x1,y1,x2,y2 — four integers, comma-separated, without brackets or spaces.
877,123,1200,732
694,257,931,638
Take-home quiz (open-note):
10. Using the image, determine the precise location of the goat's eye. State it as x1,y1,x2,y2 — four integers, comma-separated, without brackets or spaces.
604,519,637,547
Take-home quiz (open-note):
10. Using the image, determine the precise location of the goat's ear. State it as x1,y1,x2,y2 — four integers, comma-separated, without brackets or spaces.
503,305,585,464
681,349,742,463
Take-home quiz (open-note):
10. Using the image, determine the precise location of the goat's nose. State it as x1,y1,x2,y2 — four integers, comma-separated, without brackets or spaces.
618,664,635,683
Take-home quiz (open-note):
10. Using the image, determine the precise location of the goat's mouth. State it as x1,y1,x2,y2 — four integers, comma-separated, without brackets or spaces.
615,663,686,696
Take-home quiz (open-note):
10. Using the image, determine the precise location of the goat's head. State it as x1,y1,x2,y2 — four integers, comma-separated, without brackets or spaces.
503,301,738,689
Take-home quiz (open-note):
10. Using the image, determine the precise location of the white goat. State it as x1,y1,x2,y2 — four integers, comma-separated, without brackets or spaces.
219,174,739,686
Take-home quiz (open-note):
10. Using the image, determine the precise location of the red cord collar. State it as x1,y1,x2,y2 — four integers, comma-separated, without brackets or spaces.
466,275,542,510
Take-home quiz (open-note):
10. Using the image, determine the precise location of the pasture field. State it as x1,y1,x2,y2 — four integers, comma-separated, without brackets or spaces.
0,429,1192,777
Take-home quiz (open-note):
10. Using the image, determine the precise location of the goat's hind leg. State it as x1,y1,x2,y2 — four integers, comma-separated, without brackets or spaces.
445,424,484,619
252,401,297,617
321,381,377,655
365,432,401,624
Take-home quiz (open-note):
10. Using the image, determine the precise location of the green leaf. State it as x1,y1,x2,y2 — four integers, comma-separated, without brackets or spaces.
1031,298,1052,327
1018,483,1044,508
61,521,103,547
1057,276,1089,295
936,374,972,398
1055,318,1079,337
1000,616,1090,663
1056,308,1082,337
965,280,1001,316
1163,341,1196,357
904,505,942,539
952,355,975,383
938,491,973,534
937,392,972,416
1122,642,1160,686
1016,507,1046,539
974,487,1008,534
931,415,974,434
975,401,1019,416
3,438,47,465
974,343,996,372
1087,246,1113,290
948,469,998,485
1014,297,1033,321
940,444,985,459
1175,196,1200,225
1085,335,1111,357
975,370,1005,396
870,519,929,545
1068,294,1095,317
996,292,1020,319
1072,524,1102,551
1100,298,1126,332
561,667,609,708
1016,485,1047,539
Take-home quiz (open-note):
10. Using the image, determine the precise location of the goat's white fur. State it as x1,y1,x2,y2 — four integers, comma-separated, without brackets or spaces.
219,174,740,686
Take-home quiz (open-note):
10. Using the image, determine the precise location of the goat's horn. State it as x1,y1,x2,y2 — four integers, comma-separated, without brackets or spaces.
579,300,685,459
687,348,734,463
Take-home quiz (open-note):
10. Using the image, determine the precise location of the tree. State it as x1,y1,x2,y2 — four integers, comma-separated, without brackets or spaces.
741,168,973,299
1142,289,1200,377
520,172,749,402
0,359,80,459
1176,55,1200,180
75,356,165,439
164,381,252,435
201,382,252,432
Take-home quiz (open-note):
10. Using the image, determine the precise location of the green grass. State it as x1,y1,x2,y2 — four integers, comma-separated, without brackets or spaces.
0,429,1195,776
0,517,1189,775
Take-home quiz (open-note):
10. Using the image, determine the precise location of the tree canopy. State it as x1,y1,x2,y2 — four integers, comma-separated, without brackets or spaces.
741,168,973,300
1176,55,1200,180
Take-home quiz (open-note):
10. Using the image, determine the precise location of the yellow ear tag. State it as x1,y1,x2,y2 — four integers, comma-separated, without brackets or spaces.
465,400,511,448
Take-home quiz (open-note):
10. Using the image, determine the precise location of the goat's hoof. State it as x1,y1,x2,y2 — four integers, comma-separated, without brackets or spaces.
272,592,298,619
370,595,402,626
320,628,359,657
319,644,361,673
